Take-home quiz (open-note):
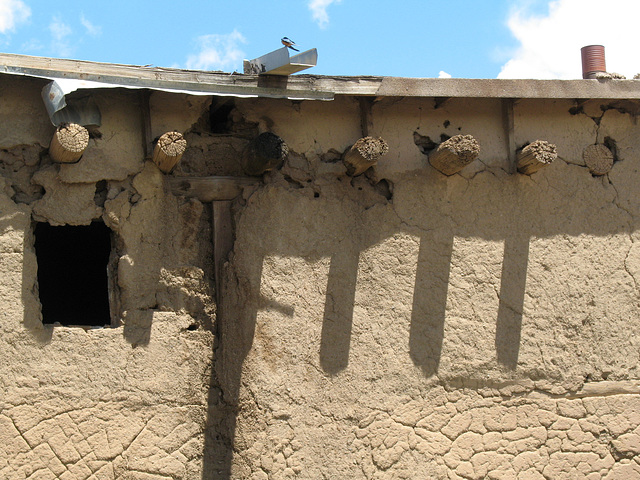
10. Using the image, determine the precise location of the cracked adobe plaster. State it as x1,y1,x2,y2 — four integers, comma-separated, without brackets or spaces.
222,95,640,479
1,76,640,479
1,80,217,478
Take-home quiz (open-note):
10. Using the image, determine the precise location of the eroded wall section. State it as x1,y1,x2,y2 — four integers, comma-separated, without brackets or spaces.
0,77,217,480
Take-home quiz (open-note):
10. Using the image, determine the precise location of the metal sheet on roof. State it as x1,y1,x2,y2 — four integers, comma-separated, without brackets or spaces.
41,81,102,126
243,47,318,75
0,52,334,100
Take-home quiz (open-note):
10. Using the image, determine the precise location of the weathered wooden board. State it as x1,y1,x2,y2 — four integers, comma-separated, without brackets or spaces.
168,176,258,202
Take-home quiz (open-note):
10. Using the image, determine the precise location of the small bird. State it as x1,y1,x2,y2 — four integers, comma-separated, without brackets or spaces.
281,37,300,52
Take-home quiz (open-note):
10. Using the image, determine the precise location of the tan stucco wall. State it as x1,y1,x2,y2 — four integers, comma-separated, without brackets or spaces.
222,94,640,478
0,76,216,480
0,74,639,479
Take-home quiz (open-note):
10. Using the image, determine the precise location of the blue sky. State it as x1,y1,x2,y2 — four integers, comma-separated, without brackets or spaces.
0,0,638,79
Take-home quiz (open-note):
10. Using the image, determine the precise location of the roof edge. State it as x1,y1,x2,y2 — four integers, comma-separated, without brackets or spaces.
1,52,640,100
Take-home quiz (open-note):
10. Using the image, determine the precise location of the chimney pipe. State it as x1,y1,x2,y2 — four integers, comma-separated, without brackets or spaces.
581,45,606,79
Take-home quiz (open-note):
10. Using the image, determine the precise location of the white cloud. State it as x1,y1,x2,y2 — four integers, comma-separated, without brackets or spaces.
49,15,72,57
80,14,101,37
186,30,247,71
439,71,452,79
0,0,30,34
309,0,342,28
499,0,640,79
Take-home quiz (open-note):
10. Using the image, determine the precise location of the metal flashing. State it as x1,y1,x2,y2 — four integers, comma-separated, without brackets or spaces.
41,81,102,126
0,52,333,101
243,47,318,75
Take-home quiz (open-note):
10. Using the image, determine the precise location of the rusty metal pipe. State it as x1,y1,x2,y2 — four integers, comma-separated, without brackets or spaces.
581,45,606,79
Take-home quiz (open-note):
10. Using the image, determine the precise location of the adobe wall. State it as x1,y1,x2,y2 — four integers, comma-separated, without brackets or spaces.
0,76,217,479
221,94,640,478
0,73,639,480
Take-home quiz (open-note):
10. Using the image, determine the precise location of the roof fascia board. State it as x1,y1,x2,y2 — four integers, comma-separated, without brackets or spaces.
1,53,640,100
0,53,334,100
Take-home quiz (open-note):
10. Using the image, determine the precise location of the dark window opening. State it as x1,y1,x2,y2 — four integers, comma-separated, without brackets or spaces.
209,99,235,133
35,221,112,327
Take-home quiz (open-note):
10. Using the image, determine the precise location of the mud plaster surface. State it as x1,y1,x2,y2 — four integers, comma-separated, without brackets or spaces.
0,77,218,479
222,95,640,479
0,77,639,479
221,165,640,478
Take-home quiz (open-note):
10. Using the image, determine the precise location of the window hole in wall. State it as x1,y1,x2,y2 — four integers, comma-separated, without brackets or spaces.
35,221,112,327
209,98,235,133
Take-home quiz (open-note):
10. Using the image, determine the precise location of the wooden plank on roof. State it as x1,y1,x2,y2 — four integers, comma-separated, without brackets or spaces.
0,53,335,100
2,52,640,100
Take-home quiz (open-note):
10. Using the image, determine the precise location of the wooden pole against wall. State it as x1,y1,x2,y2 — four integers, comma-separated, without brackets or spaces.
358,97,375,137
428,134,480,176
152,131,187,173
212,201,233,306
49,123,89,163
343,136,388,176
168,176,258,202
502,99,517,173
516,140,557,175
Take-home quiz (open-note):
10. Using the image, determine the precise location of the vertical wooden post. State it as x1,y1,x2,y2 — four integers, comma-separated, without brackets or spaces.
212,201,234,306
140,90,153,160
502,99,517,173
49,123,89,163
358,97,374,137
168,176,257,202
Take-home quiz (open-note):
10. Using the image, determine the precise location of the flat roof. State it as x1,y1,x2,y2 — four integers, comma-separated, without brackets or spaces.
2,52,640,101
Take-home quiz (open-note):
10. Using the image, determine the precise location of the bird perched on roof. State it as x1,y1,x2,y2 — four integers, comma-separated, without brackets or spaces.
281,37,300,52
